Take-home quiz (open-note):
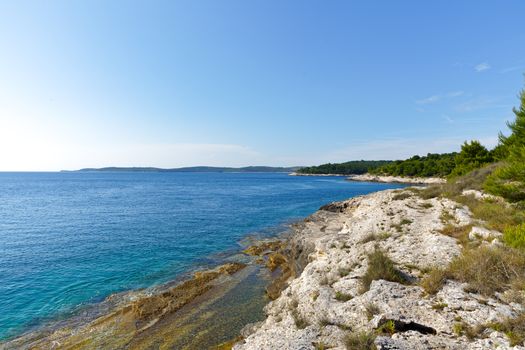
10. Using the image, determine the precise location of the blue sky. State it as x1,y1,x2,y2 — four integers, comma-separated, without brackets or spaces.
1,1,524,170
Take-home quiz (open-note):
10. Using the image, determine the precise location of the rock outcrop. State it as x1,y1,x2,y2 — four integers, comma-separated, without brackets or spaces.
234,189,524,350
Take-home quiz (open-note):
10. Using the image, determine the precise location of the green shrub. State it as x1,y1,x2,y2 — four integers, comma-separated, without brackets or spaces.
361,249,406,292
503,223,525,250
377,320,396,335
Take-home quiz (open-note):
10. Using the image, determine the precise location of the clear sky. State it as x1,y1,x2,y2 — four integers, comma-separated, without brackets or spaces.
1,1,525,171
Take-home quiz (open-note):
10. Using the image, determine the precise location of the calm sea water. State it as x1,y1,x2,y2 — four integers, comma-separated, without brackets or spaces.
0,172,404,340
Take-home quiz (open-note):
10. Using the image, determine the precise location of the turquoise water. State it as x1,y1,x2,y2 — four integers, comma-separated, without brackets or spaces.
0,172,404,339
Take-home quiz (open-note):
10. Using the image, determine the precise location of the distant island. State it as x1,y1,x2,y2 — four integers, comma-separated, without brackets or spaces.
62,166,302,173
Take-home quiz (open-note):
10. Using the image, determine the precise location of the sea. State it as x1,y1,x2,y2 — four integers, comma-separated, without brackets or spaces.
0,171,405,340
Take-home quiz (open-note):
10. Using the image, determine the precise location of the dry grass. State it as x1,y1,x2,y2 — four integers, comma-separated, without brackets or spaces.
361,249,407,293
490,312,525,346
419,185,443,199
447,246,525,296
440,224,472,246
420,268,448,294
393,192,412,200
360,234,377,244
335,291,353,302
365,303,380,320
291,309,309,329
343,332,377,350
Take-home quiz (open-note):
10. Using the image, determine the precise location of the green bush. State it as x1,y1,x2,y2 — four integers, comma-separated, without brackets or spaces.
503,223,525,250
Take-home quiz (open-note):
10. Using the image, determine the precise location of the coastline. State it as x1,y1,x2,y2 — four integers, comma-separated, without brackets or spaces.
347,173,446,184
0,235,293,350
288,172,348,177
5,185,520,349
289,172,446,184
234,188,522,349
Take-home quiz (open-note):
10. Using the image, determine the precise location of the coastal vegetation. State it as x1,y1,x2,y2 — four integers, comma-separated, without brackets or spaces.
296,160,391,175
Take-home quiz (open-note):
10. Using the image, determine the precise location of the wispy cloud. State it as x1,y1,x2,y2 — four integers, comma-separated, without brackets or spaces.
475,62,491,72
416,91,464,105
416,95,441,105
455,96,509,113
500,65,525,74
447,91,464,97
442,115,454,123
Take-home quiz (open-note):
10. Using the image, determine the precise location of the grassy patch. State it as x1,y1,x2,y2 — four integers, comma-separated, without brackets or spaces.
393,192,412,200
378,232,392,240
503,223,525,250
489,312,525,346
431,302,448,310
360,234,377,244
343,332,377,350
420,202,433,209
439,224,472,246
447,246,525,296
454,195,524,232
400,219,412,226
291,309,309,329
452,322,477,339
335,291,353,302
361,249,407,293
419,185,443,199
339,267,351,277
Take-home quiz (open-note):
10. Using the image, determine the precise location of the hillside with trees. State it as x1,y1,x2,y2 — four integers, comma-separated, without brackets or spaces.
297,160,391,175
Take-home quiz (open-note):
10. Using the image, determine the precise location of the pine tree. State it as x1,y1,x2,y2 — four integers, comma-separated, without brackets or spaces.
485,88,525,202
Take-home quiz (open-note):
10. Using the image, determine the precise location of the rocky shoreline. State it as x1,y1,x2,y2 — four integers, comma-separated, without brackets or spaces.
0,238,293,350
347,174,446,184
233,188,524,350
289,172,347,177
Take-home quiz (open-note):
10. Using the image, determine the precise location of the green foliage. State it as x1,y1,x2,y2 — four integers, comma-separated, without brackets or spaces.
297,160,391,175
370,153,457,177
485,89,525,203
484,160,525,203
377,320,396,335
361,249,406,292
450,140,493,177
503,223,525,250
